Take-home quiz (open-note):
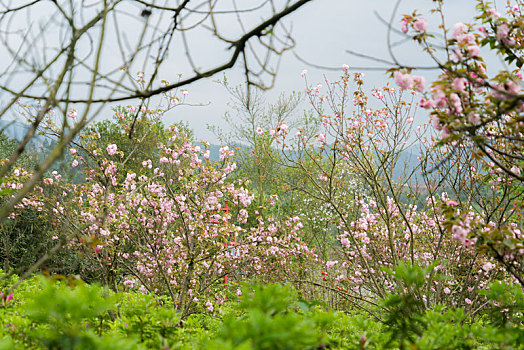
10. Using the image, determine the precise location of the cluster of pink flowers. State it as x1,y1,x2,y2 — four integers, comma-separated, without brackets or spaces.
394,72,426,92
401,15,427,34
20,126,314,314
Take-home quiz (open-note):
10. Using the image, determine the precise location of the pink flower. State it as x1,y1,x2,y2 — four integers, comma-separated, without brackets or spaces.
430,115,442,130
340,237,350,247
493,81,521,99
394,72,414,90
478,26,488,37
206,301,214,312
510,166,521,176
449,93,463,113
446,199,458,206
342,64,349,71
452,225,468,243
467,45,480,57
432,88,447,108
300,69,307,77
68,108,77,120
72,160,79,168
453,77,467,93
467,113,481,125
497,24,515,45
256,127,264,135
460,33,475,45
453,22,467,40
413,76,426,92
487,8,500,19
70,148,77,155
453,49,463,62
505,80,521,95
482,262,496,272
443,287,451,294
6,293,13,301
107,144,118,155
413,17,427,32
326,260,338,268
465,298,472,305
219,145,234,160
182,90,189,96
419,98,435,109
441,127,451,139
401,18,408,33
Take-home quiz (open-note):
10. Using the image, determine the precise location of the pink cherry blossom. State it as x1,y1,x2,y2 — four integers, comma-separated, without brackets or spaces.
107,144,118,155
413,17,427,32
496,24,515,45
467,45,480,57
453,49,463,62
449,93,463,113
419,98,435,109
487,8,500,19
467,113,481,125
453,22,467,40
394,72,414,90
453,78,467,93
413,75,426,92
401,18,409,33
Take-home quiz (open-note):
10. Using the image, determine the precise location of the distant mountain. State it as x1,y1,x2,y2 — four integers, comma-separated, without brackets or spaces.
0,120,47,148
0,120,29,141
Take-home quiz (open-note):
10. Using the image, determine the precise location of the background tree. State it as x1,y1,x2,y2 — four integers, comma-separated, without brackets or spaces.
0,0,315,222
393,0,524,285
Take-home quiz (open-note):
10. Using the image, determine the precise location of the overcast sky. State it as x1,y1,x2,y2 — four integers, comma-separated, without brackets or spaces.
0,1,498,144
154,0,487,143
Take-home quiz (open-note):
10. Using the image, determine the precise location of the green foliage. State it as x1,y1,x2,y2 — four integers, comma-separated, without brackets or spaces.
0,276,137,349
115,292,185,349
375,264,524,349
205,282,335,350
415,306,486,349
21,277,137,349
0,132,81,276
80,106,192,176
327,312,387,349
0,273,521,349
380,263,433,348
479,281,524,346
0,132,37,170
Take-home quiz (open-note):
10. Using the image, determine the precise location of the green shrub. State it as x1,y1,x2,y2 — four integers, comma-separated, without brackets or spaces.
205,282,335,350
